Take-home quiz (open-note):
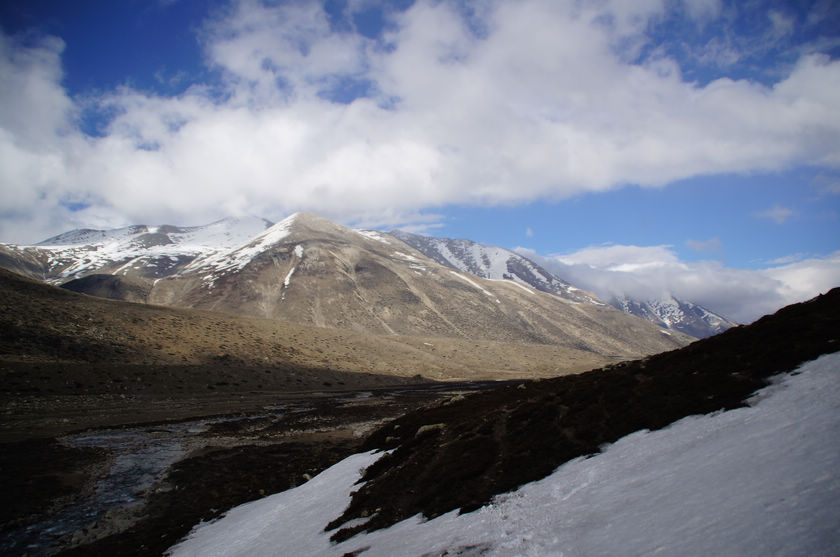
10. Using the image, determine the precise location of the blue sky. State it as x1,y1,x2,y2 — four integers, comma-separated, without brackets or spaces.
1,0,838,320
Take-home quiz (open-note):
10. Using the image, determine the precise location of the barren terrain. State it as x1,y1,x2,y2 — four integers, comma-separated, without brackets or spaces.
5,270,830,556
0,267,581,555
0,268,649,391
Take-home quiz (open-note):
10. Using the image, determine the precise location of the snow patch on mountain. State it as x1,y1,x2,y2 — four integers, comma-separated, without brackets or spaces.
389,230,595,304
489,278,534,295
169,352,840,557
356,230,391,244
449,271,496,299
19,216,274,283
614,294,736,338
185,217,295,278
283,245,305,289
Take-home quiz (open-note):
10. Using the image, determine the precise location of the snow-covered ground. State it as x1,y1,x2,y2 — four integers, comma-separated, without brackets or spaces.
170,352,840,557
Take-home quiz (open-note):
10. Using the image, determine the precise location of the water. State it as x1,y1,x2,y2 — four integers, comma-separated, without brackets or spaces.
3,384,488,555
1,415,276,556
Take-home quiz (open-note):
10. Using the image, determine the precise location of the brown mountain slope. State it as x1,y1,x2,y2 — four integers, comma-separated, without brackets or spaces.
0,268,654,394
150,213,691,351
327,288,840,541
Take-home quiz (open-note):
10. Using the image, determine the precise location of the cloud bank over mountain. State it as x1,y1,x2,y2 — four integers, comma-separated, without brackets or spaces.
1,0,839,243
519,245,840,323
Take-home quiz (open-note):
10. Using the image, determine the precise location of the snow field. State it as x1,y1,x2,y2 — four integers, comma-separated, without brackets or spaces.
169,352,840,557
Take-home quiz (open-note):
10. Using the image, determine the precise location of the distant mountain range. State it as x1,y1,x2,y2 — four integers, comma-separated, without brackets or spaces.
0,212,731,341
388,230,596,303
610,295,735,339
0,213,696,381
390,230,736,337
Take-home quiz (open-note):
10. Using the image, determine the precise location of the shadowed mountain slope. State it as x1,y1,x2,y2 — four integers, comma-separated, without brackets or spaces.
0,268,650,389
326,288,840,541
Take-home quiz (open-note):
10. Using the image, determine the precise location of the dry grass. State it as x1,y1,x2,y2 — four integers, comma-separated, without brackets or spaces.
1,268,656,391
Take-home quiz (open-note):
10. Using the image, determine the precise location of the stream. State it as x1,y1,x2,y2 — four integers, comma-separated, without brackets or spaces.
3,381,503,556
3,413,283,556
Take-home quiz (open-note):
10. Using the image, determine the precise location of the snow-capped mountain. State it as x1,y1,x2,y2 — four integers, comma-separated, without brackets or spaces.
0,216,272,283
0,215,735,338
0,213,690,358
613,295,738,338
389,230,598,304
390,231,735,338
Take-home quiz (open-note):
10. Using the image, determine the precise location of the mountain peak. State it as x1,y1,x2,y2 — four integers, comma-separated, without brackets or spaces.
283,211,355,238
612,293,737,338
389,229,599,304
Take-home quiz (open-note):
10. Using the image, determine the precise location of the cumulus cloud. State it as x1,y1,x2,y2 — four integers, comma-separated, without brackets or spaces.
518,245,840,323
1,0,840,243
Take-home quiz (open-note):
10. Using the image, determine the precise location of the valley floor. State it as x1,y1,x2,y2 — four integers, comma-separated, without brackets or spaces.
0,381,498,557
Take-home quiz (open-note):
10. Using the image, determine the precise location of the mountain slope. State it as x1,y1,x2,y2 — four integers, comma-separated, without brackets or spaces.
389,230,595,303
389,230,735,337
170,351,840,557
0,213,691,357
612,294,738,338
0,216,273,283
323,288,840,540
0,267,653,387
150,213,687,350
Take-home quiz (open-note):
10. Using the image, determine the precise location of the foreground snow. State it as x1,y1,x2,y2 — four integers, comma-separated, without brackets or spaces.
169,352,840,557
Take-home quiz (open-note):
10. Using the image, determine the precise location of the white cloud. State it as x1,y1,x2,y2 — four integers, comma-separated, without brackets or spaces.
553,244,682,272
519,245,840,323
812,172,840,196
769,253,808,265
764,253,840,304
682,0,723,22
1,0,840,243
756,204,795,224
768,10,795,38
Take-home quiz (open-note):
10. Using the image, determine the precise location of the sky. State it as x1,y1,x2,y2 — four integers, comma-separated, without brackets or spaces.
1,0,839,322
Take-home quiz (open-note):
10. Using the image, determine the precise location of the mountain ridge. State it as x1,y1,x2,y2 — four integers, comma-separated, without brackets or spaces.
0,214,692,357
390,230,736,337
389,230,596,304
612,294,737,338
0,267,628,390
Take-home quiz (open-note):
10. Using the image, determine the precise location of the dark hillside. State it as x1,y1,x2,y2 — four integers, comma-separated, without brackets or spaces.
61,273,151,303
328,288,840,541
